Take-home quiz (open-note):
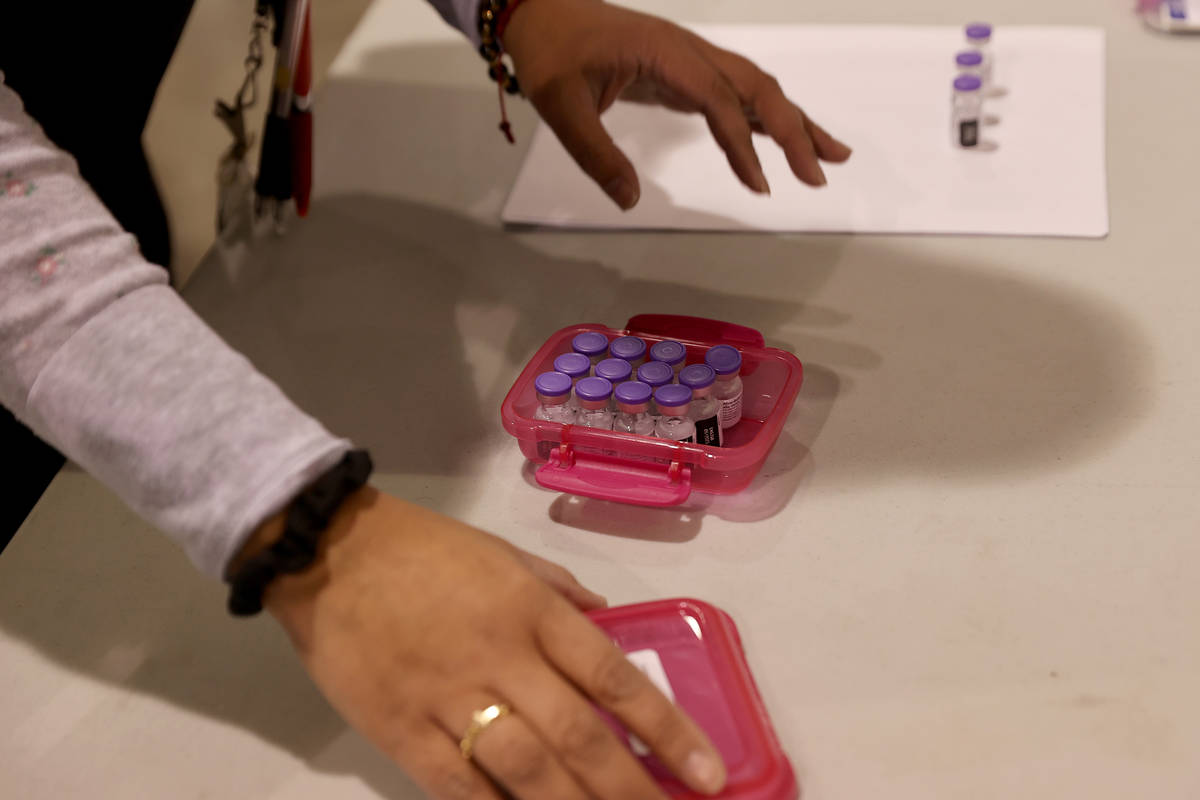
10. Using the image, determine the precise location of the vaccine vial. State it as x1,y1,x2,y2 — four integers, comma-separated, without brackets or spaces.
679,364,722,447
609,336,648,369
653,384,696,443
613,380,657,437
595,357,633,389
964,22,994,87
649,340,687,379
553,352,591,409
636,361,674,416
574,376,615,430
955,50,984,81
705,344,744,430
533,371,577,424
571,331,610,370
952,75,983,148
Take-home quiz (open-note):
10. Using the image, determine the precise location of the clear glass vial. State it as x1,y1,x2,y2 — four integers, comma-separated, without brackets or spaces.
649,340,687,379
613,380,657,437
964,22,994,86
636,361,674,416
653,384,696,443
952,74,983,148
705,345,744,430
553,352,591,409
533,371,577,424
609,336,648,370
571,331,609,369
574,376,615,430
679,364,722,447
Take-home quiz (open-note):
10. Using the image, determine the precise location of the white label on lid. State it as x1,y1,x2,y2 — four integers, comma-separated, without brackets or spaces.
626,649,675,755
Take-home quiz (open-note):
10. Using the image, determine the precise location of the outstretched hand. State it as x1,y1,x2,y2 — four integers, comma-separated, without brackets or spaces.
504,0,852,209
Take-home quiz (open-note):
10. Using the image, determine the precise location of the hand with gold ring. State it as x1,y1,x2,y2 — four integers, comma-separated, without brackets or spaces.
253,488,727,800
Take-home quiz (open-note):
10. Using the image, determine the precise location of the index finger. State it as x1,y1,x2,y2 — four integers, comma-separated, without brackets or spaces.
535,597,728,795
702,43,853,184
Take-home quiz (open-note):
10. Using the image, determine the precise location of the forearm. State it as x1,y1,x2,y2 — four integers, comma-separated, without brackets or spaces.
1,73,349,578
426,0,487,45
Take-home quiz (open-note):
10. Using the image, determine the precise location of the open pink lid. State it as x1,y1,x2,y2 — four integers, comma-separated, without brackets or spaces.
587,599,797,800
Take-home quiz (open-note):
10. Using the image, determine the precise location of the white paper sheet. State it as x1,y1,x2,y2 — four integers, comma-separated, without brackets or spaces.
502,25,1108,237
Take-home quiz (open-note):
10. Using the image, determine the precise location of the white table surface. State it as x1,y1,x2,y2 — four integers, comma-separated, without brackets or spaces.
4,1,1199,798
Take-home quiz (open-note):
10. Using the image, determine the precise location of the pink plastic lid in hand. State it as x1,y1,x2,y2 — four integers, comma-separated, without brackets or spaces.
587,599,797,800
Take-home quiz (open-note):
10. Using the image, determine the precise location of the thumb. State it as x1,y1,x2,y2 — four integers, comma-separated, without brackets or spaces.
530,76,641,210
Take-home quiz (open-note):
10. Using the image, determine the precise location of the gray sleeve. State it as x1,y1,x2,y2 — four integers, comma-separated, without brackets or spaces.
0,73,350,579
427,0,485,45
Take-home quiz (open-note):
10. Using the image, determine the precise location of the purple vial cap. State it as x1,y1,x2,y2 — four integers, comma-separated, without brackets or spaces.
637,361,674,387
595,358,633,384
649,340,686,366
535,371,572,397
575,376,614,402
705,344,743,375
572,331,609,358
553,352,591,379
965,23,992,40
614,380,653,406
956,50,983,66
954,74,983,92
609,336,647,362
679,364,716,390
654,384,693,409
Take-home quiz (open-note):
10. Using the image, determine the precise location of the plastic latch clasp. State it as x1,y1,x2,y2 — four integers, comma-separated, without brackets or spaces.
535,448,693,506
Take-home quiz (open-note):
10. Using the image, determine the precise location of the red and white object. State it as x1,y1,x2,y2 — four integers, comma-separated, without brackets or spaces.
587,598,798,800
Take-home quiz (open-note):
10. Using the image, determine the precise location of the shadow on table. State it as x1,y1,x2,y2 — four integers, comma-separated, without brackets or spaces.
0,45,1154,799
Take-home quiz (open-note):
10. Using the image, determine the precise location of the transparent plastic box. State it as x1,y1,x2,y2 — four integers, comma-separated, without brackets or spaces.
501,315,803,506
588,598,797,800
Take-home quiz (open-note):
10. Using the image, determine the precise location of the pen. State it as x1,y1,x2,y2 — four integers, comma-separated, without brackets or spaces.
291,7,313,217
255,0,310,216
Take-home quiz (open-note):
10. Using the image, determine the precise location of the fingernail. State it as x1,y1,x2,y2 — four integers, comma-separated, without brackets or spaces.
753,167,770,195
604,177,639,210
683,751,726,795
814,166,828,187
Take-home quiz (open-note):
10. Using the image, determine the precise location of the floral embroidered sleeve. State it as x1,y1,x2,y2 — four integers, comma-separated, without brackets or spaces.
0,73,350,578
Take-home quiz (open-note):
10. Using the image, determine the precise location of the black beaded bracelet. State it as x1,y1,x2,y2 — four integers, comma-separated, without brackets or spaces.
226,449,373,616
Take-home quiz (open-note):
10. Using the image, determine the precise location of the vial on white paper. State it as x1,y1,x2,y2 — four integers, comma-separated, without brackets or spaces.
572,332,609,370
679,364,722,447
533,371,577,424
649,340,687,380
653,384,696,443
613,381,657,437
574,376,615,430
705,345,744,430
609,336,648,370
965,22,994,87
955,50,984,81
951,74,983,148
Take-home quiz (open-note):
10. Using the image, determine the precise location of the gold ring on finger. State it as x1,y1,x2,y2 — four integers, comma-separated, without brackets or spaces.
459,703,511,761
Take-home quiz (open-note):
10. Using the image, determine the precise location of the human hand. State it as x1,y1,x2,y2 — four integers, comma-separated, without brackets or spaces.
259,488,727,800
503,0,852,210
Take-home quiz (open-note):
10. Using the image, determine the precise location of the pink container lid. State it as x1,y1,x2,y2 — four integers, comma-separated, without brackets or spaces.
587,599,797,800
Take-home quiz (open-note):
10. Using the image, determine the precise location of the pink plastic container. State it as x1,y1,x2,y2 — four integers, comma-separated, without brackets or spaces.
501,315,803,506
587,598,797,800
